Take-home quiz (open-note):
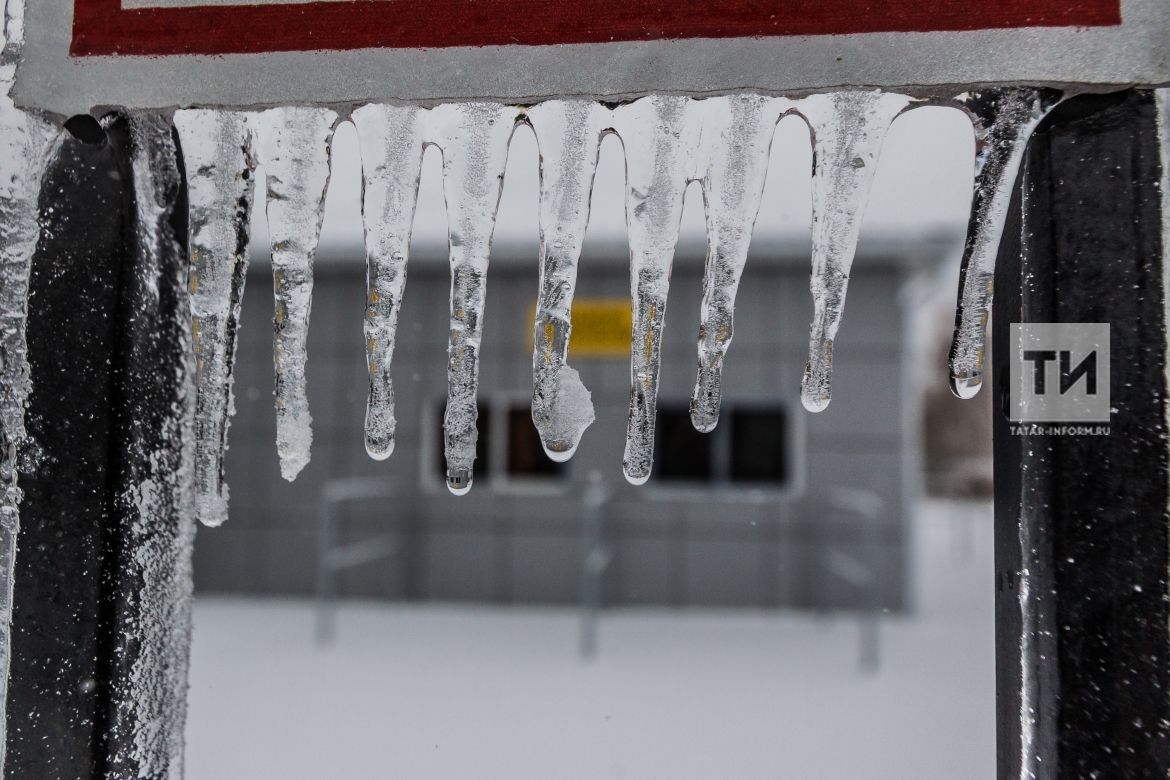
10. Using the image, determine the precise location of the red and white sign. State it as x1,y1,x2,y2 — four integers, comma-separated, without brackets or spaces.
12,0,1169,114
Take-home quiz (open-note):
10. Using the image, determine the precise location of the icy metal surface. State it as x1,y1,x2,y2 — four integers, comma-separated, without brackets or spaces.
0,79,55,780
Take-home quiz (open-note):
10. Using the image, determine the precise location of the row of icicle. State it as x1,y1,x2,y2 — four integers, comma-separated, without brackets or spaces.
0,87,1063,768
2,90,1062,534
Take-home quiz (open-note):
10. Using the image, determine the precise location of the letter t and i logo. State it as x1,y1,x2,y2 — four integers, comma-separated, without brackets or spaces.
1009,323,1110,423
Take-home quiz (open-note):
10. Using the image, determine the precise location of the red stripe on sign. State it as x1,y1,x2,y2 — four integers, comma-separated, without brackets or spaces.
72,0,1122,57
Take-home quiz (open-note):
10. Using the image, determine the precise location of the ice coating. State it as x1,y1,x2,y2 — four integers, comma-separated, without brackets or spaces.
174,109,256,527
948,88,1062,399
614,96,701,485
527,100,606,461
431,103,517,494
0,14,58,765
690,95,785,433
120,112,197,778
255,107,339,481
352,105,426,461
796,91,910,413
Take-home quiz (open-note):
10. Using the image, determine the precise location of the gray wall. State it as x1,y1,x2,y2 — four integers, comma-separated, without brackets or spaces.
195,247,919,611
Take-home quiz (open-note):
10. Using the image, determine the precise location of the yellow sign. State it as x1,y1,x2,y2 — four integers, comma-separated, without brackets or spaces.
528,298,631,359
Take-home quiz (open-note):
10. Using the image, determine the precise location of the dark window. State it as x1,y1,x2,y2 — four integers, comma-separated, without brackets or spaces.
730,408,789,484
654,405,713,481
506,406,565,478
435,402,491,481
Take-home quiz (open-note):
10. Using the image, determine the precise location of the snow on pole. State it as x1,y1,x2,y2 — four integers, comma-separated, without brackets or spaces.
174,109,256,528
352,105,427,462
615,95,701,485
947,88,1063,399
527,100,606,462
690,94,786,433
431,102,518,495
0,77,57,780
0,3,60,766
796,91,910,413
255,107,339,482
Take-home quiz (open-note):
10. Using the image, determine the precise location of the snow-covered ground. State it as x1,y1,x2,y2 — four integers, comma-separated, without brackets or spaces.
186,500,994,779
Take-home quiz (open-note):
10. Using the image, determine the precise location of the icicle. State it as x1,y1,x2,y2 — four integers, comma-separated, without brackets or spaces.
795,91,909,413
0,2,59,769
948,88,1063,399
615,96,701,485
690,94,785,433
527,100,606,461
174,110,256,528
431,103,517,495
255,107,339,481
352,105,426,461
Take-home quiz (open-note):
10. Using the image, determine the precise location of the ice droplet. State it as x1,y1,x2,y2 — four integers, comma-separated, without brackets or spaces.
615,96,699,485
690,94,785,433
174,109,256,527
948,88,1063,399
0,15,59,764
796,91,909,413
352,104,426,461
255,107,339,481
431,103,517,494
527,100,606,460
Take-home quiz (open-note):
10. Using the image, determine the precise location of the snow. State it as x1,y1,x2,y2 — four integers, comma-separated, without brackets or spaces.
185,501,995,779
0,16,58,768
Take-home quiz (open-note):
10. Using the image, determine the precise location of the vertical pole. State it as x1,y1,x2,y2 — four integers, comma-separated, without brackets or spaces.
993,89,1170,778
6,113,194,777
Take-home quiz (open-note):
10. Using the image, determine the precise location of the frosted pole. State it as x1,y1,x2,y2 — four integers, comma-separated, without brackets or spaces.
0,69,57,780
690,94,784,432
615,96,699,485
174,110,256,528
797,91,909,413
527,100,606,461
352,105,426,461
255,107,339,481
948,88,1063,399
432,103,517,495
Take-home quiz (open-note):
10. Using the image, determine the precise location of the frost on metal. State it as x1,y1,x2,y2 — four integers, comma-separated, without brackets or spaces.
174,109,255,528
0,2,58,769
110,112,196,778
255,106,339,482
947,88,1063,400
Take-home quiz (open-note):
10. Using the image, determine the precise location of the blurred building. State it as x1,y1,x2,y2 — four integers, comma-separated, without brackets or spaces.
195,230,955,613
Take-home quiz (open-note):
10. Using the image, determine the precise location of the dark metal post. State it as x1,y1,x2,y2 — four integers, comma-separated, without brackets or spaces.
6,113,194,778
992,89,1170,778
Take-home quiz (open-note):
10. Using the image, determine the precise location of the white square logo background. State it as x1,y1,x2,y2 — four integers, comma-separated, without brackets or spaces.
1009,323,1110,423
